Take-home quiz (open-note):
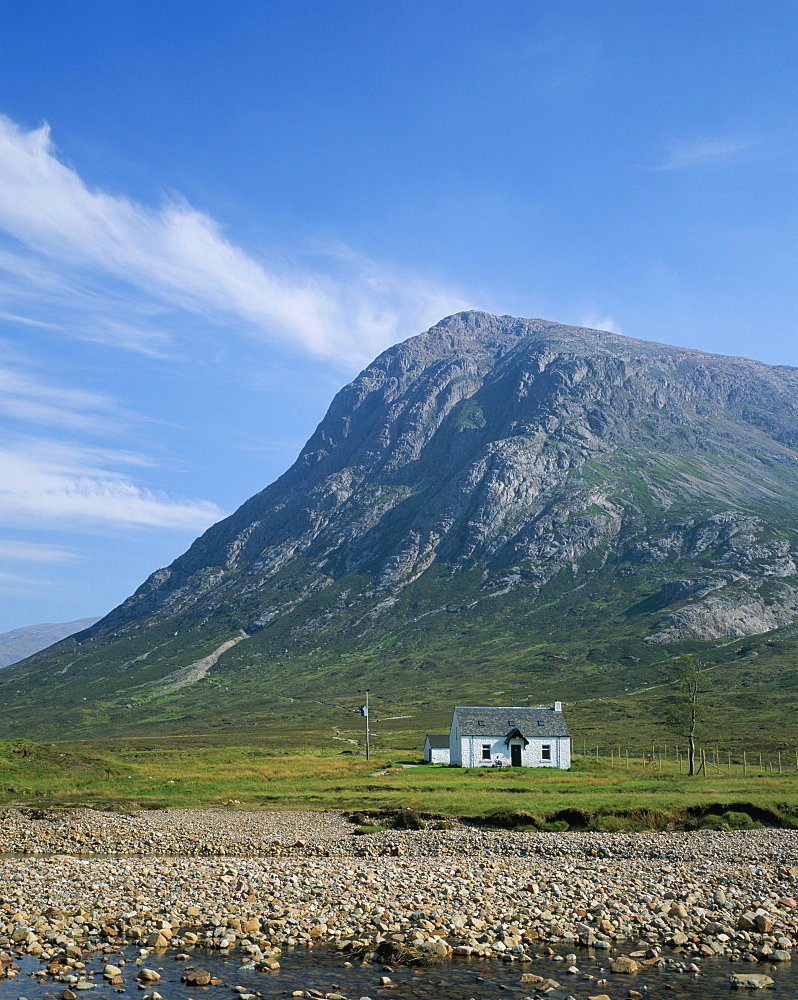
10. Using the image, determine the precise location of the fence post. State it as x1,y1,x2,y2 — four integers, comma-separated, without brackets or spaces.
743,750,747,776
778,752,782,774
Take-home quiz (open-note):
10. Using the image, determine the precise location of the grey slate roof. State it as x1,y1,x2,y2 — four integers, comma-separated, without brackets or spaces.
424,734,450,749
453,706,570,739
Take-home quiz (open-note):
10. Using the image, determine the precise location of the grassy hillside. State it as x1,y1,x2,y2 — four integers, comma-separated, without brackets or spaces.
2,513,796,752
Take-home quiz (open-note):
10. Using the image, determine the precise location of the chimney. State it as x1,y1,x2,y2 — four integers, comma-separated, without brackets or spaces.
553,701,562,712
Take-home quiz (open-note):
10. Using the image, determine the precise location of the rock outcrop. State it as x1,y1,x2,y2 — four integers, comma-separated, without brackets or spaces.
99,312,798,643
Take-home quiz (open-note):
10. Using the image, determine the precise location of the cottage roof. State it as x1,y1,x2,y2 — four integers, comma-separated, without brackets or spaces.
424,734,450,749
453,705,569,739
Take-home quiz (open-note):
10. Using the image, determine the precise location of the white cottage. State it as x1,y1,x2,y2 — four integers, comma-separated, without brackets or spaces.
423,734,451,764
449,703,571,769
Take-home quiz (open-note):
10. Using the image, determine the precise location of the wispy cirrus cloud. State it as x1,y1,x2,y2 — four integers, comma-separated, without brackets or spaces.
0,569,53,589
0,357,125,431
0,540,75,562
644,136,761,172
0,115,469,367
0,352,224,532
0,436,223,530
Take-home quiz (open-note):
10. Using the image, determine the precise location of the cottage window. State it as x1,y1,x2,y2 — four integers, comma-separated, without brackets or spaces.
541,744,552,760
481,744,491,760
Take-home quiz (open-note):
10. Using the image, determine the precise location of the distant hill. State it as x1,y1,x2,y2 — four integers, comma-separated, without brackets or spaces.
2,312,797,746
0,618,102,668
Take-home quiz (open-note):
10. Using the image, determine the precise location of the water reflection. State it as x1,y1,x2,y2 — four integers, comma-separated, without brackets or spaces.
3,945,797,1000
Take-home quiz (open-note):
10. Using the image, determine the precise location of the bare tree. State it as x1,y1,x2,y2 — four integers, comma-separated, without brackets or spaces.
665,653,705,776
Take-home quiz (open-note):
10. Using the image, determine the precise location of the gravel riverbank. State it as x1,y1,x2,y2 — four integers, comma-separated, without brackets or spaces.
1,809,796,982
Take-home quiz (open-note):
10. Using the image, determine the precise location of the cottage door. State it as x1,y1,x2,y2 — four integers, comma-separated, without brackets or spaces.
511,744,522,767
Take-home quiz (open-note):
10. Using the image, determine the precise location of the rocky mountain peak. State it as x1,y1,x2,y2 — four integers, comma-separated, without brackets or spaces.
4,314,798,741
87,312,798,645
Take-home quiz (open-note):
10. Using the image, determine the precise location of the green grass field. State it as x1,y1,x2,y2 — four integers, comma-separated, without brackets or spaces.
1,737,796,830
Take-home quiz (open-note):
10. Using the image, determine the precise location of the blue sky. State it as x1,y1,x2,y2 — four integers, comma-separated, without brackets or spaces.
0,0,795,633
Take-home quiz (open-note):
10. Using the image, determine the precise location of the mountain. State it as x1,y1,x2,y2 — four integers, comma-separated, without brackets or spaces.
0,618,102,668
3,312,798,746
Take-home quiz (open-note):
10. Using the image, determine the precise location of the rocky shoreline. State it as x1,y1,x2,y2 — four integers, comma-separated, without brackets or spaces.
1,809,796,990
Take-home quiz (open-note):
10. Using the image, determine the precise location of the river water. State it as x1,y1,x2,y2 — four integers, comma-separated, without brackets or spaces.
3,945,798,1000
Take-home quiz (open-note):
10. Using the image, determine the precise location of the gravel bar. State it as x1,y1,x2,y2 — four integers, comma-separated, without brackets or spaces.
1,808,797,981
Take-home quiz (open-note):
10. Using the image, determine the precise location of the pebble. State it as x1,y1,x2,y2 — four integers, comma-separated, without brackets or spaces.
0,808,796,980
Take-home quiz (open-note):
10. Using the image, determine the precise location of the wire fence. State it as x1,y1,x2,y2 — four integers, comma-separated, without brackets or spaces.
575,741,798,775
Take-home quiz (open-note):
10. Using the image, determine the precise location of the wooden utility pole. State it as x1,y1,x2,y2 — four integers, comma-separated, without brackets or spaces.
359,689,371,760
364,689,370,760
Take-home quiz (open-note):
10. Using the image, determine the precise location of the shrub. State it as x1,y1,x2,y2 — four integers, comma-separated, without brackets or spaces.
354,825,385,835
697,815,729,830
721,810,761,830
626,807,676,832
391,807,425,830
